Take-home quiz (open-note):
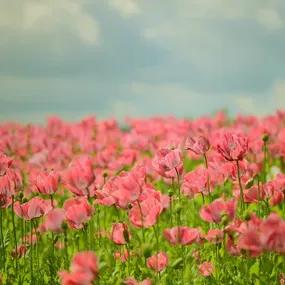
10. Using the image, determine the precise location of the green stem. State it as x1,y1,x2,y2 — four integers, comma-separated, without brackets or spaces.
236,160,244,213
11,195,18,274
50,194,54,208
30,220,34,284
84,224,89,249
125,244,131,276
263,140,268,183
97,207,101,247
204,153,211,197
0,208,5,271
51,232,55,258
153,225,160,283
137,201,146,243
63,227,68,269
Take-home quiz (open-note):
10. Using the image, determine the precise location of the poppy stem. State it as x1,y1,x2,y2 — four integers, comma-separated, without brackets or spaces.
96,207,101,246
125,243,131,276
263,138,268,183
51,232,55,258
153,225,160,282
50,194,54,208
137,201,146,243
203,153,211,198
30,219,34,284
84,224,89,249
175,167,182,221
63,227,68,269
236,160,244,213
11,195,18,275
0,208,5,271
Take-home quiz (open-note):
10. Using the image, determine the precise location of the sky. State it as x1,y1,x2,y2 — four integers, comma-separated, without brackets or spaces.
0,0,285,123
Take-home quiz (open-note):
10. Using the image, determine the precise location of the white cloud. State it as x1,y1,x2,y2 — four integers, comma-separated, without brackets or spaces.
234,95,264,115
256,9,283,31
0,0,99,45
273,80,285,108
234,80,285,115
141,1,285,46
129,82,226,117
109,0,140,17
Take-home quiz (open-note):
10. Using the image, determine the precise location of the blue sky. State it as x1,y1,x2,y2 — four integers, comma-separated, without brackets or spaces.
0,0,285,123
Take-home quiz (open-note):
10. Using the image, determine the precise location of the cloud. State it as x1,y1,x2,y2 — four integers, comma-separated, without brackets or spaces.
273,80,285,108
109,0,140,17
0,0,99,45
256,9,284,31
129,82,230,117
234,80,285,115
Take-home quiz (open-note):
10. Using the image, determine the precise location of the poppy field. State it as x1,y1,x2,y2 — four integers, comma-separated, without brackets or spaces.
1,112,285,284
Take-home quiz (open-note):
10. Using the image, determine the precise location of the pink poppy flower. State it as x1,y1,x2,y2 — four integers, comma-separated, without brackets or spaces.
182,167,210,198
204,229,224,244
216,131,248,161
138,184,170,210
109,171,142,208
0,169,22,198
237,228,263,256
64,197,93,229
59,270,94,285
147,252,168,272
152,148,183,178
244,185,264,204
0,153,13,176
264,181,284,206
11,244,27,258
22,232,38,245
192,249,201,262
129,197,161,228
63,156,95,197
163,226,200,245
31,170,59,195
0,175,13,208
59,251,99,285
71,251,99,277
259,213,285,253
96,166,145,209
111,223,130,245
14,197,52,220
200,198,236,224
226,235,240,256
42,208,65,233
236,214,264,256
185,135,210,155
114,250,129,263
198,261,214,276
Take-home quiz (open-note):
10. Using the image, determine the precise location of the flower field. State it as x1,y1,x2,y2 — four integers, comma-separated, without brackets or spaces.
1,112,285,284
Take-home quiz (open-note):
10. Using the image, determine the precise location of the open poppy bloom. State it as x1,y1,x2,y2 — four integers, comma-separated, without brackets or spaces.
14,197,52,220
146,252,168,272
164,226,200,245
64,197,93,229
216,131,248,161
59,251,99,285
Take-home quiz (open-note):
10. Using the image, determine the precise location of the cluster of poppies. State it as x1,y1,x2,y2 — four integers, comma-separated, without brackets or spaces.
1,111,285,284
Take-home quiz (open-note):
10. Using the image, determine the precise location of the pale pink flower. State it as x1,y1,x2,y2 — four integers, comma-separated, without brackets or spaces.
185,135,210,155
64,197,93,229
164,226,200,245
14,197,52,220
216,131,248,161
198,261,214,276
147,252,168,272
